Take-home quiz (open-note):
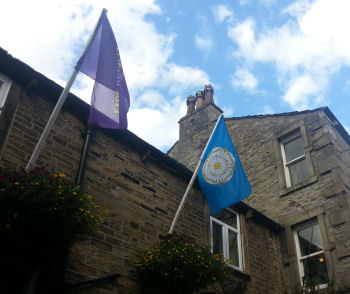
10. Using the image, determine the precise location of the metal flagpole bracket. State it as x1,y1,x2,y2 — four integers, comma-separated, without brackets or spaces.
76,124,95,185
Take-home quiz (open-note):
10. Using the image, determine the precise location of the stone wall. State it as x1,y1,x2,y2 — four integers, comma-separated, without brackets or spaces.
243,216,283,294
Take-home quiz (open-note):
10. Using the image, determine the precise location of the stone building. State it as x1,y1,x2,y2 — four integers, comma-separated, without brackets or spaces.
168,86,350,292
2,45,349,293
0,48,287,294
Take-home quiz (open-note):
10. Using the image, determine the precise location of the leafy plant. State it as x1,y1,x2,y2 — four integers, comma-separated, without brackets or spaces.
0,166,106,263
134,234,234,294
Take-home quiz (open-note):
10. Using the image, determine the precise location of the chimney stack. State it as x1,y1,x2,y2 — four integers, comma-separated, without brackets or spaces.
184,85,215,116
186,95,196,115
204,84,214,104
195,90,205,108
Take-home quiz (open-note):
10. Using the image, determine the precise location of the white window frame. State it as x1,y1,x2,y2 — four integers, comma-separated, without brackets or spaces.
0,72,12,115
210,208,243,271
294,220,328,290
280,131,308,188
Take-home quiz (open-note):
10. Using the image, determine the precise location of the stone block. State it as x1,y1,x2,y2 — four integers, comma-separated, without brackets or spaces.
324,181,345,198
316,146,339,175
329,209,350,226
336,238,350,259
312,132,332,150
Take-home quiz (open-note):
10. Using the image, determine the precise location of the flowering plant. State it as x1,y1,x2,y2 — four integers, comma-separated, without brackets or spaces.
134,235,234,294
0,166,105,263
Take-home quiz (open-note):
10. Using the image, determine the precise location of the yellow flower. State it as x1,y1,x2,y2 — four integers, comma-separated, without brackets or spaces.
73,192,77,196
59,173,65,177
54,174,58,177
14,182,19,185
88,195,92,199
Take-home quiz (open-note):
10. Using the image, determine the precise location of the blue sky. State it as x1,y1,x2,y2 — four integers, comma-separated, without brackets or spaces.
1,0,349,151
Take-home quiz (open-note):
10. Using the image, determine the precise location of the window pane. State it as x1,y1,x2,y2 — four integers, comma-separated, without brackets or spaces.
212,222,223,255
214,209,237,229
289,159,309,185
228,230,239,267
285,136,304,162
302,253,328,286
297,224,323,256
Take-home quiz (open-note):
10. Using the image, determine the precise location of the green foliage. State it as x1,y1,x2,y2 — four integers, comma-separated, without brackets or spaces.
134,235,234,294
0,166,106,263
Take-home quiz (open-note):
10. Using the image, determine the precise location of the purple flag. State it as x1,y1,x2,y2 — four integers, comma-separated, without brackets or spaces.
76,11,130,129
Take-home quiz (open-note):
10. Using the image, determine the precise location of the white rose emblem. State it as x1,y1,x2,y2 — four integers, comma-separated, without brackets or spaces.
202,147,235,185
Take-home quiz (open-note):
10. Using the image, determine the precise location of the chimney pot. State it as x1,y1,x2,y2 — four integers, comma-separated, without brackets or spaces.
204,84,214,104
195,90,205,108
186,95,196,114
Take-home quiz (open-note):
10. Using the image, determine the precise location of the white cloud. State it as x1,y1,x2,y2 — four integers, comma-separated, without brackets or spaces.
194,15,215,57
260,105,274,114
283,75,325,110
282,0,313,17
194,34,213,52
212,5,234,23
0,0,209,150
222,106,234,117
231,69,258,92
160,63,210,94
237,0,276,7
128,92,186,151
228,0,350,110
259,0,276,6
239,0,249,6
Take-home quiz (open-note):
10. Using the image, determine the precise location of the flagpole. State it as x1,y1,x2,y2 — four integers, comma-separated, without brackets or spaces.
25,9,107,172
168,113,223,234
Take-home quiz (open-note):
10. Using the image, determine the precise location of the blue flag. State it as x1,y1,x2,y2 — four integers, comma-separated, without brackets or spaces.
76,11,130,129
198,115,251,214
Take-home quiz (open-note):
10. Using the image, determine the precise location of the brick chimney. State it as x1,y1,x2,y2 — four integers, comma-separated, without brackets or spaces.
195,90,205,108
204,84,214,104
186,95,196,115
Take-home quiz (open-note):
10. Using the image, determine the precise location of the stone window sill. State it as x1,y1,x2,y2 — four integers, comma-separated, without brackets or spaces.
279,175,318,197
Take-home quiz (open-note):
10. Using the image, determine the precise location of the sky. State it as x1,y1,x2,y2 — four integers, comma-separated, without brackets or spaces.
1,0,350,152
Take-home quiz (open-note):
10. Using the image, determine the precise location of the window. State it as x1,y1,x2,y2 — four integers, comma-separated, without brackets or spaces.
294,220,328,289
210,208,242,270
0,73,12,115
280,130,309,187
